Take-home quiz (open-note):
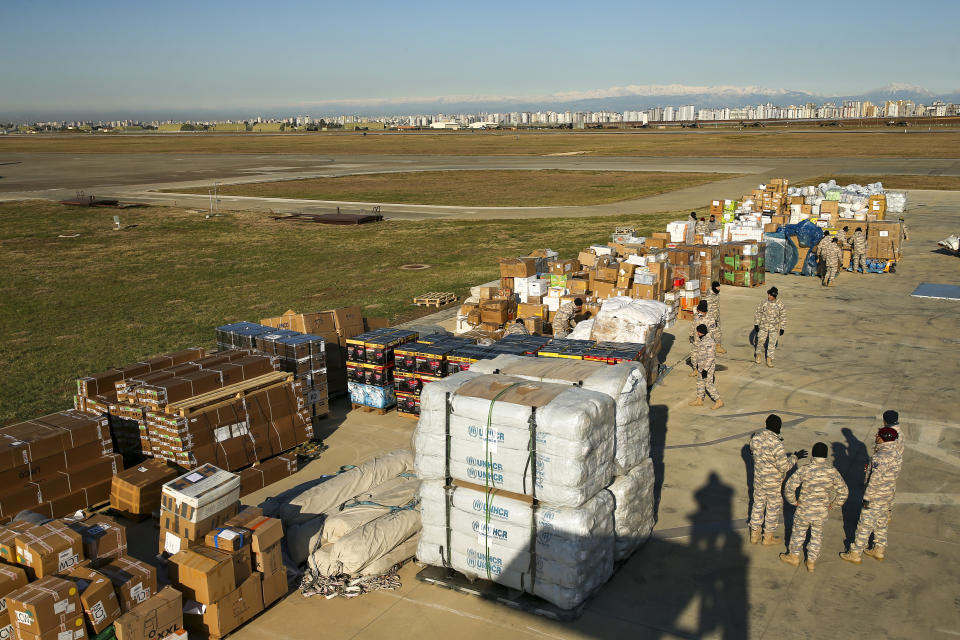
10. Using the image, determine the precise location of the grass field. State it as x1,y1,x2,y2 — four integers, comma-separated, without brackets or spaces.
798,174,960,190
0,200,686,423
170,170,737,207
3,130,960,157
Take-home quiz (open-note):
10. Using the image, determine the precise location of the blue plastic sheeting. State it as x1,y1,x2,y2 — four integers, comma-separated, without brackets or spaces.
764,232,798,274
911,283,960,300
781,220,824,276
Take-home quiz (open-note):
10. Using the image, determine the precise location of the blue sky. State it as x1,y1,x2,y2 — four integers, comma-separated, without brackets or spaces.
2,0,958,118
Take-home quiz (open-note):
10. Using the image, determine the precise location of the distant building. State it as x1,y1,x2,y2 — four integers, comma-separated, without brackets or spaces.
429,121,460,130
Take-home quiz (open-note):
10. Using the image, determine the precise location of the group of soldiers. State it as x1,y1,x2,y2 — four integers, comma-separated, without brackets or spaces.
688,285,786,408
814,226,867,286
749,410,904,571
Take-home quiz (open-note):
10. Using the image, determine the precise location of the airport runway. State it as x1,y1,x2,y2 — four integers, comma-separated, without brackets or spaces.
2,152,960,219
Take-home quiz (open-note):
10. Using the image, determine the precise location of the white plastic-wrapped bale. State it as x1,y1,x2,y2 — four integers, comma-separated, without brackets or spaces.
469,355,650,472
886,191,907,213
417,480,615,610
415,372,616,507
606,458,656,560
589,297,669,345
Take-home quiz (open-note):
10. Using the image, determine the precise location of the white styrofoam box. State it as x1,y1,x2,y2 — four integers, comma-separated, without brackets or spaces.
761,215,772,224
816,220,828,228
790,204,802,216
545,297,561,312
625,254,646,266
635,272,655,285
590,245,614,256
663,292,677,303
811,204,820,217
684,279,700,291
547,286,566,297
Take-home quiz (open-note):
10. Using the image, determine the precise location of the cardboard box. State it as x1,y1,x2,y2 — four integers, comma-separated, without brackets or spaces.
159,502,239,542
478,300,513,325
0,565,28,634
113,586,183,640
222,509,283,555
592,282,615,299
168,547,235,605
577,251,597,268
7,576,86,640
238,454,298,498
329,306,365,338
110,459,179,516
522,317,543,335
645,237,666,249
158,528,200,557
517,303,546,319
548,260,578,276
595,266,618,283
498,258,537,278
632,283,656,300
474,286,498,300
15,522,82,579
67,515,126,563
61,566,122,634
819,201,839,216
0,522,31,566
161,465,240,524
183,573,262,639
260,567,287,607
98,556,158,613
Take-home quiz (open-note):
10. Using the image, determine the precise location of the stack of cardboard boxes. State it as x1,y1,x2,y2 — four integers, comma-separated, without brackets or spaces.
393,336,476,417
110,458,180,519
163,465,286,638
345,328,419,412
0,411,120,525
0,512,188,640
722,242,766,288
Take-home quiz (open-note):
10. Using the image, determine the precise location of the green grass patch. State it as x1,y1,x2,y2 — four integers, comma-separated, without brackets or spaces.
0,200,689,423
169,170,737,206
3,130,960,158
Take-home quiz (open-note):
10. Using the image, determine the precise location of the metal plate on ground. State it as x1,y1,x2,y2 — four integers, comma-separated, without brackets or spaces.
911,283,960,300
415,565,584,621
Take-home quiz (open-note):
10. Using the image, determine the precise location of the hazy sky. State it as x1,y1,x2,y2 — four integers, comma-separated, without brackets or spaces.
2,0,958,117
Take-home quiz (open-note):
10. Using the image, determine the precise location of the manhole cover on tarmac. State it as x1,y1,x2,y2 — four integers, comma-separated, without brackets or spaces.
399,264,431,270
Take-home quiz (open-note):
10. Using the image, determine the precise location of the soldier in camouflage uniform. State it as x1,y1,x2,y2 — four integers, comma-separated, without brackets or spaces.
840,426,903,564
779,442,848,572
836,226,849,249
708,215,719,232
552,298,582,339
688,324,723,410
881,410,905,466
702,281,726,354
822,238,842,286
688,301,717,377
503,319,530,337
813,231,830,278
899,217,909,241
754,287,786,368
749,414,806,545
849,227,867,273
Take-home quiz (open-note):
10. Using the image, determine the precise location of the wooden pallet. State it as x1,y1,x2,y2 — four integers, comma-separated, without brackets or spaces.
163,372,293,416
416,565,583,622
413,292,457,307
397,411,419,420
351,403,394,415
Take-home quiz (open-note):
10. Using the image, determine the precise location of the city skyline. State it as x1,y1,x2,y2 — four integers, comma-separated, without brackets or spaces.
2,0,958,119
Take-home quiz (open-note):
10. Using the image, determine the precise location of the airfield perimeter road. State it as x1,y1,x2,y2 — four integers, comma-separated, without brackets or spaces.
1,152,960,218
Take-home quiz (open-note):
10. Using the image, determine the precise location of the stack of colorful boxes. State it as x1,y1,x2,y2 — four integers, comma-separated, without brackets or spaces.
345,329,419,412
721,241,766,288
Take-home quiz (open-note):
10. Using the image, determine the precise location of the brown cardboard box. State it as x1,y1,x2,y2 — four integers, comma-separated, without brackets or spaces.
238,454,298,498
183,573,262,640
168,547,235,604
479,300,513,325
577,251,597,268
7,576,86,640
203,527,247,553
260,567,287,607
0,411,109,474
522,317,543,335
160,465,241,524
517,303,546,318
764,223,778,232
158,528,200,557
592,282,615,299
15,522,82,579
0,565,28,631
475,286,498,300
160,502,239,542
222,509,282,552
113,586,183,640
566,278,589,295
458,303,479,316
329,306,365,338
0,522,31,566
67,515,126,563
595,266,618,283
61,566,122,634
819,201,839,216
498,258,537,278
632,283,656,300
645,237,666,249
548,259,578,276
98,556,157,613
110,459,178,516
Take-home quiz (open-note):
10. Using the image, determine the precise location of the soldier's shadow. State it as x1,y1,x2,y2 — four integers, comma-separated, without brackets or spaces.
832,428,869,544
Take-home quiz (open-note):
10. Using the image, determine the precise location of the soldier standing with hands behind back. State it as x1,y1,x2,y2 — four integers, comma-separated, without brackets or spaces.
749,414,806,545
754,287,786,368
688,324,723,410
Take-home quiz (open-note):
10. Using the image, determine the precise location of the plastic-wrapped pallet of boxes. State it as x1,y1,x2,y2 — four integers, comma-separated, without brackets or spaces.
346,328,418,411
414,370,654,610
722,241,766,288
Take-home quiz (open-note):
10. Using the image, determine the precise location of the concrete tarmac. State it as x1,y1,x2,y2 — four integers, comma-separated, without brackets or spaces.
212,190,960,639
2,152,960,219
